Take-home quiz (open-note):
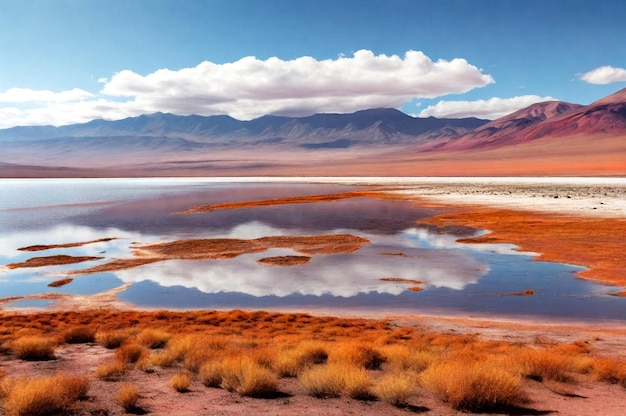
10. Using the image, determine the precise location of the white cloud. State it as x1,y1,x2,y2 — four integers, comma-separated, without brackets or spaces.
0,88,94,103
416,95,555,120
580,66,626,85
0,50,493,128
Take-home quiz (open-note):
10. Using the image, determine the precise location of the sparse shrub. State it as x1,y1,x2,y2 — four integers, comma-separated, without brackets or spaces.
171,372,191,392
220,356,278,397
137,328,170,349
63,325,96,344
341,365,374,400
116,383,139,413
273,343,329,377
330,343,385,370
517,348,573,382
200,361,223,387
149,349,179,368
115,342,146,363
95,359,127,380
380,344,436,373
299,364,346,398
373,372,416,406
10,336,56,360
592,357,626,385
420,360,527,412
2,373,89,416
96,329,131,349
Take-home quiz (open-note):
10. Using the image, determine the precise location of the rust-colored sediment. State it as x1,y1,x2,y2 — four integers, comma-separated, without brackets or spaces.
380,277,423,285
18,238,117,252
73,234,369,274
257,255,311,266
419,208,626,292
178,191,396,214
6,255,103,269
47,278,74,288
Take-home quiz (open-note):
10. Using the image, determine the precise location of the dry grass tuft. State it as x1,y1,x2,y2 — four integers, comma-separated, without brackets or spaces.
220,356,279,397
299,364,346,398
2,373,89,416
421,360,527,412
171,372,191,392
592,357,626,386
200,361,223,387
330,343,385,370
95,329,131,349
380,344,436,373
373,372,416,406
95,359,127,381
115,342,146,364
63,325,96,344
137,328,170,349
517,348,573,382
340,365,374,400
10,336,56,361
116,382,139,413
273,342,329,377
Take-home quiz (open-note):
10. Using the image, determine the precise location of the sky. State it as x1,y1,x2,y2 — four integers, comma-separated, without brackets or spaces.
1,0,625,129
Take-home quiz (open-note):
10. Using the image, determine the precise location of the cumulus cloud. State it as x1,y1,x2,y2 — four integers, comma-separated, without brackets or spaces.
580,66,626,84
416,95,555,120
0,50,494,128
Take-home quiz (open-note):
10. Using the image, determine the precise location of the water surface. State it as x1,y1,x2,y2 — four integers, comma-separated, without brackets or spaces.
1,178,623,321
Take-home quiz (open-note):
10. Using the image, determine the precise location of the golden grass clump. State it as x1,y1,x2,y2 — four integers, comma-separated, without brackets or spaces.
137,328,170,349
220,356,279,397
517,348,574,382
171,372,191,392
2,373,89,416
95,329,131,349
592,357,626,385
116,383,139,413
273,342,329,377
372,372,416,406
10,336,56,361
380,344,436,373
95,359,127,381
420,360,527,412
329,342,385,370
63,325,96,344
299,364,347,398
115,342,146,364
200,361,223,387
340,365,374,400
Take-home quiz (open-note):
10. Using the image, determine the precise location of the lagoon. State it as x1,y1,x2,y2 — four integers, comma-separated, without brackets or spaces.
1,178,624,321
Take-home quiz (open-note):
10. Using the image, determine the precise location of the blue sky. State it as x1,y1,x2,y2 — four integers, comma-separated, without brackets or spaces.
1,0,625,128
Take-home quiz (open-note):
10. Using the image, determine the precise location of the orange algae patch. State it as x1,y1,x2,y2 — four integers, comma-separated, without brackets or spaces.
257,256,311,266
6,255,103,269
419,208,626,292
18,238,117,252
73,234,369,274
177,190,394,214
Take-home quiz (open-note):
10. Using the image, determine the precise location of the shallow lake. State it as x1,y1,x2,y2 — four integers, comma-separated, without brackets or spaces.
1,178,624,321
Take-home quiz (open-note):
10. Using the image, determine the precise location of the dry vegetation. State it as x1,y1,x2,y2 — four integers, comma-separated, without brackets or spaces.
0,309,625,414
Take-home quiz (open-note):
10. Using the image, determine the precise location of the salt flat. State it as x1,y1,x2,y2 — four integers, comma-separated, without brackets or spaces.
220,176,626,218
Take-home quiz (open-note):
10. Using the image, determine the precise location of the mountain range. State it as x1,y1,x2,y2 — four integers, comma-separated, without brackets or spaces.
1,88,625,176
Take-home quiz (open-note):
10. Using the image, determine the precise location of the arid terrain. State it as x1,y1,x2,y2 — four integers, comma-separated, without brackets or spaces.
1,180,626,415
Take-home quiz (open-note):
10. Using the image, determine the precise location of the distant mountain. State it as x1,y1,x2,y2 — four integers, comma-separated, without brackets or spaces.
422,87,626,152
0,88,624,176
0,108,486,147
